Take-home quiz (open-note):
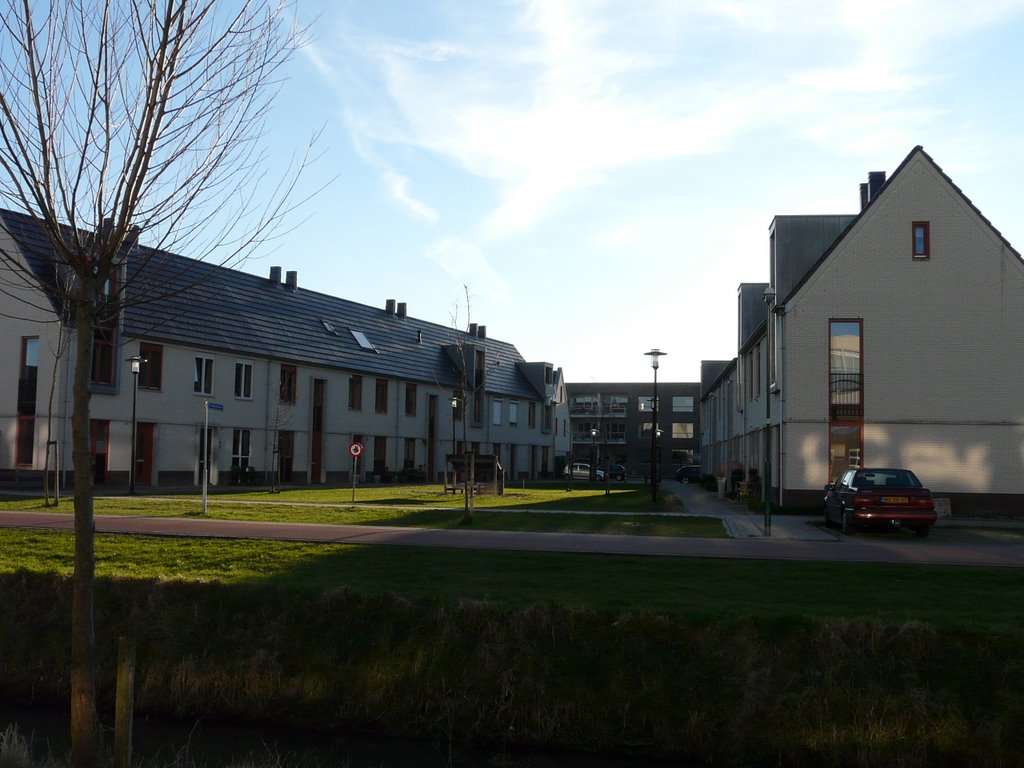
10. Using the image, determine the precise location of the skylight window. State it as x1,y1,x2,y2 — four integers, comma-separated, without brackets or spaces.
321,319,339,336
350,329,377,352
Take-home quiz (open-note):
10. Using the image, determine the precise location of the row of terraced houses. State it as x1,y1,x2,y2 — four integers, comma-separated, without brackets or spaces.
0,208,571,489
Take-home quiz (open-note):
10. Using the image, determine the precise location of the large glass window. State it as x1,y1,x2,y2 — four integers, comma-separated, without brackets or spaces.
830,425,862,481
829,321,862,421
829,319,863,482
672,396,694,412
375,378,388,413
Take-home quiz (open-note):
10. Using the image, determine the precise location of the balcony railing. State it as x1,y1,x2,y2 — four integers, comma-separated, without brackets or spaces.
830,372,862,421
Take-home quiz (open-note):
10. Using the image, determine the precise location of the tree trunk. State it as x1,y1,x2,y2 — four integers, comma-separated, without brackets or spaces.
70,299,99,768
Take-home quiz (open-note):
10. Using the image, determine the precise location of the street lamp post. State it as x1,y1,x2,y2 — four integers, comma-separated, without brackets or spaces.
126,355,143,495
645,349,666,505
590,428,598,482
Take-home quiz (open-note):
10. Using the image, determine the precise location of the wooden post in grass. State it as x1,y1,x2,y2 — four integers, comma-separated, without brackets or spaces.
114,636,136,768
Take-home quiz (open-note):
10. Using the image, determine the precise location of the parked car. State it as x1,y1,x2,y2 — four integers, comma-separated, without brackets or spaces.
675,465,701,483
595,464,627,482
562,462,592,480
823,467,936,536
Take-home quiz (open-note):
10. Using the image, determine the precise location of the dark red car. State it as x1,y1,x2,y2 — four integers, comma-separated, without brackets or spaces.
824,467,937,537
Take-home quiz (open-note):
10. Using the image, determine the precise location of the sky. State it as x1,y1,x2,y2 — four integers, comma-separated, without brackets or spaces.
250,0,1024,384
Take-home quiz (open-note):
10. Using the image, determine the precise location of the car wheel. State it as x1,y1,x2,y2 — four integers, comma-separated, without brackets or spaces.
914,526,930,538
841,508,853,535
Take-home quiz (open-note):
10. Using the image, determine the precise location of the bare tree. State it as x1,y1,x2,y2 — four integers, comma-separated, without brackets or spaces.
449,285,502,525
0,3,314,765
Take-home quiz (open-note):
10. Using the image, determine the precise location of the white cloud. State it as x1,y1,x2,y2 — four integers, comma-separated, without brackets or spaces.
424,236,509,302
383,170,439,224
319,0,1024,237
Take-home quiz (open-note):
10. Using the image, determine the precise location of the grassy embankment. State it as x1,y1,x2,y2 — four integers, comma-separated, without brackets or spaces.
1,487,1023,766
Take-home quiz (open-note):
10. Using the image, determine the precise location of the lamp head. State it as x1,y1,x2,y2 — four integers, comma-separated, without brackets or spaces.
645,348,666,370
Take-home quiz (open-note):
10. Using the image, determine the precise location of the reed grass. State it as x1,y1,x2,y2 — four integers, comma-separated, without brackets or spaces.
2,572,1022,767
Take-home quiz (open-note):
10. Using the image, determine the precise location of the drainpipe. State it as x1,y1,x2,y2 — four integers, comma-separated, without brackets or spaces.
777,306,786,509
265,359,273,482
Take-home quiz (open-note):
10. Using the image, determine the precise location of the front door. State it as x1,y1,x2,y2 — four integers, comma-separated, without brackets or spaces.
90,420,109,484
136,422,155,486
278,430,294,483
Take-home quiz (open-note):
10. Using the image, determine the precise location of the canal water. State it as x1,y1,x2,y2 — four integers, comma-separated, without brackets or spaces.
2,699,677,767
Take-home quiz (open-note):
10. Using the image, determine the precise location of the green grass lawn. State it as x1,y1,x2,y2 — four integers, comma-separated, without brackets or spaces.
3,527,1022,630
0,484,726,537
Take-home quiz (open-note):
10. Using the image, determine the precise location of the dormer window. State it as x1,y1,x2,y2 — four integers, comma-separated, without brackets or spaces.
350,329,377,352
912,221,930,259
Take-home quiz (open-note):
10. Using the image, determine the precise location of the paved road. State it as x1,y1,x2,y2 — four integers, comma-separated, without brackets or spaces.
2,481,1023,566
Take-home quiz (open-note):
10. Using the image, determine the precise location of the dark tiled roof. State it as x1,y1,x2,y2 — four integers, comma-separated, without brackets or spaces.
0,208,545,399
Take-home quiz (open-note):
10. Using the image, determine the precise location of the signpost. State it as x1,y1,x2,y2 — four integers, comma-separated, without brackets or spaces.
202,402,224,515
349,442,363,502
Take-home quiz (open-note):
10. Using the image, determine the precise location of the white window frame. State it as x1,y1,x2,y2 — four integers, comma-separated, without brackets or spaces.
234,360,254,399
492,398,503,426
232,428,251,468
194,355,214,395
508,400,518,427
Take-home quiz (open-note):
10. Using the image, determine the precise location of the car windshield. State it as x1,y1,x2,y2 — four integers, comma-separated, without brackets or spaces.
853,470,922,488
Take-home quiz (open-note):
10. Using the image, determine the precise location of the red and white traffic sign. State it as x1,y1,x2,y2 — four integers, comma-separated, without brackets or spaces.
349,442,363,457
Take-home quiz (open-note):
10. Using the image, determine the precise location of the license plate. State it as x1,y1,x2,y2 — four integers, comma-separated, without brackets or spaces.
881,496,909,504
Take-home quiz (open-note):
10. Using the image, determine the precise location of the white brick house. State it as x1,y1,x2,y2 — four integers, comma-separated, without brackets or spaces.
702,146,1024,515
0,209,571,489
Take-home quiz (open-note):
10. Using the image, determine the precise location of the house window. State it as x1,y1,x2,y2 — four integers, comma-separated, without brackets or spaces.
193,355,214,395
375,378,388,414
91,325,116,386
405,382,417,416
17,337,38,466
139,343,163,390
232,429,251,469
373,435,387,474
528,401,536,428
349,374,362,410
492,398,503,426
754,342,761,397
912,221,930,259
403,437,416,469
509,401,518,426
672,396,694,412
672,422,694,439
234,361,253,399
279,364,297,403
829,319,864,482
